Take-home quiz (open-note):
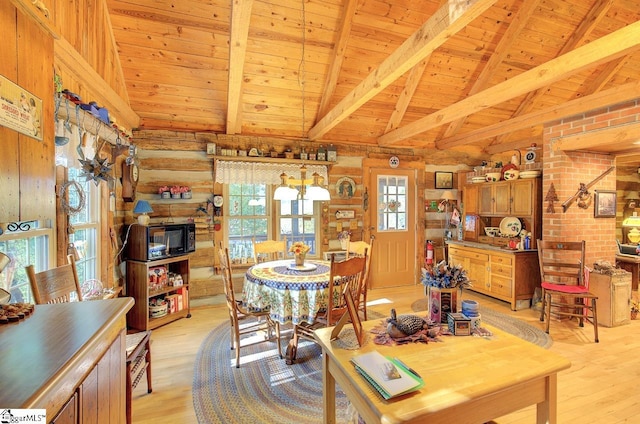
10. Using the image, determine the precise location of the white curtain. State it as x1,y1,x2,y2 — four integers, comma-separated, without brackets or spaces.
214,160,328,185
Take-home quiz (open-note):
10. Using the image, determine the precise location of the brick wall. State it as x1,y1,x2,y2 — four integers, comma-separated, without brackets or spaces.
541,101,640,267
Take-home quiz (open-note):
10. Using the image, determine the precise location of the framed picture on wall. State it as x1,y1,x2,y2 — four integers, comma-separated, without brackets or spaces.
594,190,616,218
435,172,453,189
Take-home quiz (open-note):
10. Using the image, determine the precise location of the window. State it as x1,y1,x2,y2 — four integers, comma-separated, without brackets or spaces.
278,198,318,255
226,183,320,263
0,222,53,303
377,175,407,231
227,184,268,263
67,168,101,283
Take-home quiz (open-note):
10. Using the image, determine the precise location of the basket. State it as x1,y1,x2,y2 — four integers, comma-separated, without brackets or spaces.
149,302,168,318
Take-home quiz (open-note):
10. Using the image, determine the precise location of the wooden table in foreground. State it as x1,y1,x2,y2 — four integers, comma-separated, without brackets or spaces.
314,320,571,424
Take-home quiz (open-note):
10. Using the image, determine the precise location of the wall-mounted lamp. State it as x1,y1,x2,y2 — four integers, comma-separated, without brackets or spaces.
133,200,154,225
625,192,640,209
273,165,330,201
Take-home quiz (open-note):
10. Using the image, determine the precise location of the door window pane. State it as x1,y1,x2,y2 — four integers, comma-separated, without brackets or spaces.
377,175,407,231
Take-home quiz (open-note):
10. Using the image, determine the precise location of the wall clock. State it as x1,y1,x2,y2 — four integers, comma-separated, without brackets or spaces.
121,161,138,202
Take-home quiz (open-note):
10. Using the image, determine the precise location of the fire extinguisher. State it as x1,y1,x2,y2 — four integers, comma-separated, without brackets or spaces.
425,240,434,266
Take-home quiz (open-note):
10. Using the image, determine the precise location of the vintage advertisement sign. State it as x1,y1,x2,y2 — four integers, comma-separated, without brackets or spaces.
0,75,43,141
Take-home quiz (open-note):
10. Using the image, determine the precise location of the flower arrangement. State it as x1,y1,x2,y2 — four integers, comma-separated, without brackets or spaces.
158,185,170,194
170,185,190,194
337,230,351,241
421,260,471,289
289,241,311,256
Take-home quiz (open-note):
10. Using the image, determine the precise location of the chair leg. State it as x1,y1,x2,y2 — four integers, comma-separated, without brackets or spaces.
274,320,283,359
234,326,241,368
592,298,599,343
145,338,153,393
544,293,552,334
539,288,546,322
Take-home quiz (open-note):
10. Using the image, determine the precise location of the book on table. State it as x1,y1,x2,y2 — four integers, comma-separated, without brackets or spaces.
351,351,424,400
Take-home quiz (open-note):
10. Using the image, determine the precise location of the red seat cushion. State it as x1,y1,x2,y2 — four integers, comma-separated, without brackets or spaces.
541,281,589,293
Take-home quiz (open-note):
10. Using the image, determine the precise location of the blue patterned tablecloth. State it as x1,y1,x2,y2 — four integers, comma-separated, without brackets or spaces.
243,259,331,325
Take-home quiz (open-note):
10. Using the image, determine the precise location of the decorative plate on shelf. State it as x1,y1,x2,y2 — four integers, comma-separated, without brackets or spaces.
213,195,224,207
499,217,522,237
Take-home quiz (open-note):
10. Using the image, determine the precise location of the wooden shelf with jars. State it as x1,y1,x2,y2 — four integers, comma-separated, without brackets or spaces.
208,154,335,166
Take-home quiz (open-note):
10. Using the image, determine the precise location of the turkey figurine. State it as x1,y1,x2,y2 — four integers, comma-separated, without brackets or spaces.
386,308,427,338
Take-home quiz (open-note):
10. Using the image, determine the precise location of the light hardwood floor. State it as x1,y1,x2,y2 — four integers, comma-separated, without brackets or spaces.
131,285,640,424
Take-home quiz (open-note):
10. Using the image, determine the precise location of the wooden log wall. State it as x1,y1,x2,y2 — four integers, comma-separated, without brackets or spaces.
126,131,478,298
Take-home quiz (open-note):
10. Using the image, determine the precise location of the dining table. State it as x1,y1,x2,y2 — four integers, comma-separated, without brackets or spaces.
243,258,332,325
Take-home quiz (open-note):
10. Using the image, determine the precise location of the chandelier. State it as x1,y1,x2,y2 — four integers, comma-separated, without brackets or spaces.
273,165,331,201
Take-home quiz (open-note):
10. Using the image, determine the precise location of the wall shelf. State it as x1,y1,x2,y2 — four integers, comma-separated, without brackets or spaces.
209,154,334,167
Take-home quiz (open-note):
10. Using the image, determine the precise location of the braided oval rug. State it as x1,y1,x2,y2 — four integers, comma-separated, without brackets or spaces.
193,325,353,424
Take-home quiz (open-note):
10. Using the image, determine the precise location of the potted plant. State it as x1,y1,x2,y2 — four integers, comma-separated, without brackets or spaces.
289,241,311,267
158,185,170,199
337,230,351,250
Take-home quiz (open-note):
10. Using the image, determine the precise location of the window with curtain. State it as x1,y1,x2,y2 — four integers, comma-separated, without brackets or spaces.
225,183,320,263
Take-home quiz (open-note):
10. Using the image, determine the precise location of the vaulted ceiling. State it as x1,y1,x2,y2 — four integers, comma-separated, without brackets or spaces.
106,0,640,163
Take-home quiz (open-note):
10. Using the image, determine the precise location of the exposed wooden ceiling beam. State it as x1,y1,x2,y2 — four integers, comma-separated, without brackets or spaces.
436,80,640,150
493,0,614,145
226,0,254,135
442,0,540,138
378,20,640,147
385,59,428,133
551,123,640,152
307,0,497,140
317,0,357,118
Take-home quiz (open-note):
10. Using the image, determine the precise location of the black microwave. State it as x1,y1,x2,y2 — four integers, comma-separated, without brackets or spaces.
126,223,196,261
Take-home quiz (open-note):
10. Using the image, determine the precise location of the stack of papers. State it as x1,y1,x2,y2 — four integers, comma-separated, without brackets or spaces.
351,351,424,399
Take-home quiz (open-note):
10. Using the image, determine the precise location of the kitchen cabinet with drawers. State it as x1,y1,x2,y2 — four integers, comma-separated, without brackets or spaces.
448,242,540,310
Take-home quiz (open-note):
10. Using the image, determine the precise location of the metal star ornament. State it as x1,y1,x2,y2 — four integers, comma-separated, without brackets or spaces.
79,155,114,185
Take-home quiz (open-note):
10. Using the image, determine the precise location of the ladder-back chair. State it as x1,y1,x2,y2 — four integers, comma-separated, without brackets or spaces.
346,235,375,320
252,236,287,263
537,239,599,342
286,254,367,364
219,244,282,367
26,254,83,304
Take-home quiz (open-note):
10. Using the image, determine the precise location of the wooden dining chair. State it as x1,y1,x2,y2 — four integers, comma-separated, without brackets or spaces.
252,236,287,263
26,254,83,304
218,244,282,367
537,239,599,342
287,254,367,364
346,235,375,320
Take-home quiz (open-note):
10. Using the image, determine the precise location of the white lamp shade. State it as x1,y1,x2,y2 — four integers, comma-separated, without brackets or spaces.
274,185,299,201
306,185,331,201
441,190,456,201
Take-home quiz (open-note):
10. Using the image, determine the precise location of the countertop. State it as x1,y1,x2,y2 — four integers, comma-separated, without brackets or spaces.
0,297,133,410
446,239,537,254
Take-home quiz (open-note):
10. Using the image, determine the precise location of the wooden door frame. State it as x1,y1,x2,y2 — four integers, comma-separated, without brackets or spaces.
362,157,426,285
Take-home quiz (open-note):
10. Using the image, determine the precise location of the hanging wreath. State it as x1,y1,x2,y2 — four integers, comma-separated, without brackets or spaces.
58,180,86,215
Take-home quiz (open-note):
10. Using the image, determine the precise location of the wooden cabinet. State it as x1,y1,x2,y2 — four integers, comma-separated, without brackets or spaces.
478,182,510,216
0,299,133,424
448,242,540,310
463,184,479,215
510,179,535,216
589,271,632,327
127,255,191,331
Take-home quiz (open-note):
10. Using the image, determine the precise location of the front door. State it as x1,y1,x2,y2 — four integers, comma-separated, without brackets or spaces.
368,167,416,288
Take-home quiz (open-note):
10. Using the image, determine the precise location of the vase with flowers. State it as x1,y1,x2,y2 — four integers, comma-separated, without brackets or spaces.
421,260,471,323
158,185,170,199
338,230,351,250
289,241,311,266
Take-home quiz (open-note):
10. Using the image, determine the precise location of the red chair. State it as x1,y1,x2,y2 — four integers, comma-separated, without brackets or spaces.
537,239,598,342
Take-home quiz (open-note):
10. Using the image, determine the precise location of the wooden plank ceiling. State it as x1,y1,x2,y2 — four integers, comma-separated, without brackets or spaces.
106,0,640,163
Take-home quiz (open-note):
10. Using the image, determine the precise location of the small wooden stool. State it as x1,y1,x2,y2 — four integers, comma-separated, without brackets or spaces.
126,330,152,424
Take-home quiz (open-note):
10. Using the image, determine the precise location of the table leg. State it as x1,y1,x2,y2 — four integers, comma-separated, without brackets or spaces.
536,374,557,424
322,350,336,424
285,325,299,365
